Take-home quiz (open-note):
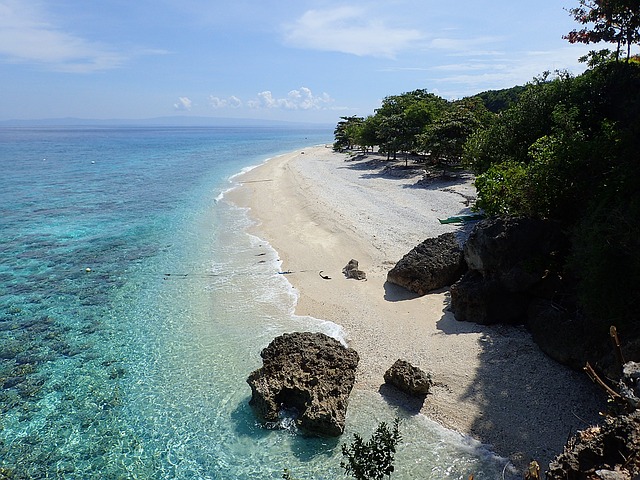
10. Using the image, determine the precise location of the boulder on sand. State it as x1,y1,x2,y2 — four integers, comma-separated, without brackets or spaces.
387,233,466,295
343,259,366,280
383,359,433,396
246,332,359,437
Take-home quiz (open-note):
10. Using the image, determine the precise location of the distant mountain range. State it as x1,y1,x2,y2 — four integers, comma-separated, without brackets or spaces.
0,116,334,128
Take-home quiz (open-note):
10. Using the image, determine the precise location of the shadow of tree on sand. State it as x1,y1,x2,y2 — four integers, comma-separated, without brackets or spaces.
339,153,425,180
435,300,606,470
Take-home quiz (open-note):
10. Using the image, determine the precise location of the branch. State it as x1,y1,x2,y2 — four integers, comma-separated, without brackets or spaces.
584,362,622,401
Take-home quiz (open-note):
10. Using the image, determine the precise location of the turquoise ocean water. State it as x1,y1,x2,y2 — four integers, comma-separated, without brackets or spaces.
0,126,509,479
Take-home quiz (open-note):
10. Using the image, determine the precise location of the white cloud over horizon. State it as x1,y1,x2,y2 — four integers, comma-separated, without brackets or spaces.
173,97,193,111
209,95,242,108
205,88,333,111
248,88,333,110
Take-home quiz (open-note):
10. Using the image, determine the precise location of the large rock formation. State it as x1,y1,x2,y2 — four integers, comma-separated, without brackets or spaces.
383,359,433,396
246,332,359,437
450,217,568,325
386,233,466,295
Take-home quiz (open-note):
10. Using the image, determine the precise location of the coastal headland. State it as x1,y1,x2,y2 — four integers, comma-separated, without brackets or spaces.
227,145,604,470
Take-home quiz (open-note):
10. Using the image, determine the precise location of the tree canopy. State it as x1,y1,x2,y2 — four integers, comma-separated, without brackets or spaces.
467,61,640,336
564,0,640,60
333,89,491,169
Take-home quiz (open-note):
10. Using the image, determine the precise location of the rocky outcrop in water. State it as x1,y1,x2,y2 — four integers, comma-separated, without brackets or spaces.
246,332,359,437
383,359,432,397
386,233,466,295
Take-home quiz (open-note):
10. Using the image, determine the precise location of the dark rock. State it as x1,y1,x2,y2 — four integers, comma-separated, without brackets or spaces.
451,217,569,326
450,271,528,325
619,362,640,411
386,233,466,295
343,259,366,280
463,217,567,293
246,332,359,437
383,359,432,396
546,410,640,479
526,299,594,369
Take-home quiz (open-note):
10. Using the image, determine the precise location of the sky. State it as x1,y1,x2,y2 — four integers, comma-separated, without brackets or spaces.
0,0,606,124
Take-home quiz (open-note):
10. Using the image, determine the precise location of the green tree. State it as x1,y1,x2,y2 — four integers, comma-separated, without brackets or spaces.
334,116,364,151
418,98,491,173
469,61,640,339
373,90,447,159
474,85,527,113
340,419,402,480
357,115,380,152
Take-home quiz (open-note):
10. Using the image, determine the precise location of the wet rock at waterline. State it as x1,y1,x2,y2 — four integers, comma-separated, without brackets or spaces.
247,332,359,436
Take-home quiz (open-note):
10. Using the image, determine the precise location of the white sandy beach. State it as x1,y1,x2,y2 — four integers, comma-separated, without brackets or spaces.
227,145,604,472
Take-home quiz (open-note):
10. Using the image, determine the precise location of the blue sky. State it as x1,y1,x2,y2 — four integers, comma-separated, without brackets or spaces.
1,0,601,124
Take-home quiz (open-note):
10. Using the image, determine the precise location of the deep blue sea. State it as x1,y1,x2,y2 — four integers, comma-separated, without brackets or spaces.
0,126,508,479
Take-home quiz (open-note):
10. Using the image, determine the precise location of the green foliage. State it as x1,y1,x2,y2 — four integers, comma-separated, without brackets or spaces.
373,90,448,159
340,419,402,480
474,161,531,215
470,60,640,333
570,198,640,338
334,116,365,151
469,62,640,219
579,48,618,67
417,98,489,170
473,85,527,113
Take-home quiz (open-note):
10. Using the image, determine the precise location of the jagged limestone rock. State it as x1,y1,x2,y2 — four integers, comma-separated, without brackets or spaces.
247,332,359,437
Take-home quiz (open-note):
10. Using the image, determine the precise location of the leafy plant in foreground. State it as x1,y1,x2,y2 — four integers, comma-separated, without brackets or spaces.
340,418,402,480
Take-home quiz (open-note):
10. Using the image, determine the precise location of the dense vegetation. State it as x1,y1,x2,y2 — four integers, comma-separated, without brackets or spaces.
333,92,493,171
334,56,640,354
470,60,640,343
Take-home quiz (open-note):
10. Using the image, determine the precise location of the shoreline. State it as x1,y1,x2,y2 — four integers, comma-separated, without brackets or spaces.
226,145,604,471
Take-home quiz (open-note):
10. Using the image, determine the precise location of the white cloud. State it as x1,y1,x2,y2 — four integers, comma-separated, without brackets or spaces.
429,36,504,52
174,97,192,111
209,95,242,108
283,7,423,58
248,87,333,110
428,45,595,98
0,0,127,72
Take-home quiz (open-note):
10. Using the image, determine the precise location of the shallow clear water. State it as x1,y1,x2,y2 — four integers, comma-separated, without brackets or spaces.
0,126,509,479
